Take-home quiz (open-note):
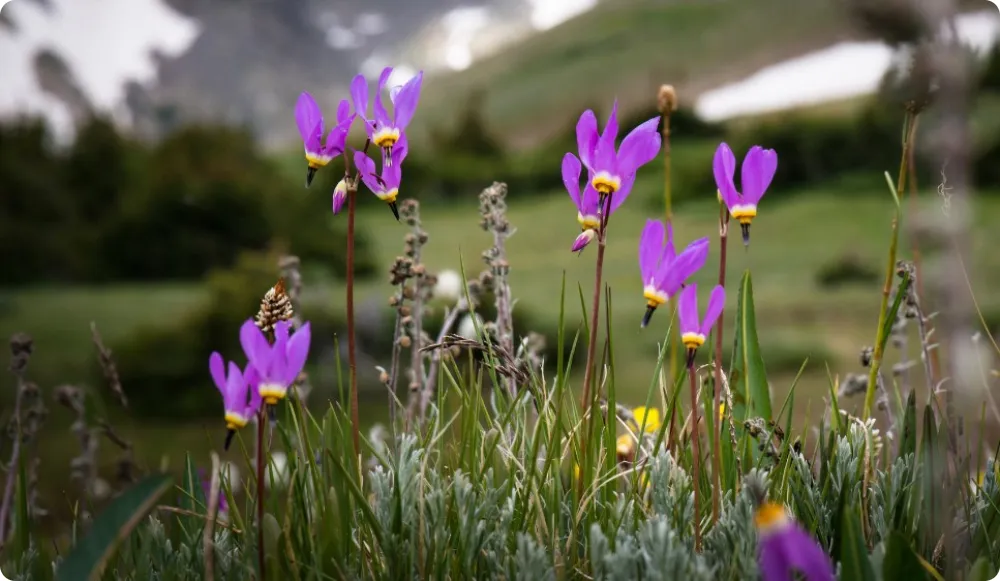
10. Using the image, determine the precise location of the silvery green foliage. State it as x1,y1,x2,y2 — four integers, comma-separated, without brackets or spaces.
511,533,556,581
870,453,915,543
637,517,712,580
647,450,694,533
968,460,999,542
703,487,761,580
788,451,832,544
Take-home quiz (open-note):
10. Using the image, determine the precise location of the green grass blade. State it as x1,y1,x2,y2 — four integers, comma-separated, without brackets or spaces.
55,473,173,581
729,270,771,423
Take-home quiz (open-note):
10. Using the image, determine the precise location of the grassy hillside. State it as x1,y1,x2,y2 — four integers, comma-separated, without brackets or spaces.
417,0,863,147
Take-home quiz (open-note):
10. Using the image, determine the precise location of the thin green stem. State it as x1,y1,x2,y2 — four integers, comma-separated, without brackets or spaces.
863,110,917,420
345,161,361,463
256,406,266,580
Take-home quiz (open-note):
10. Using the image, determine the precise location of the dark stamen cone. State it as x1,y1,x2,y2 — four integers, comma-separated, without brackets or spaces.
268,404,277,423
224,429,236,451
306,166,317,188
388,201,400,221
741,223,751,247
641,305,656,328
686,347,698,368
383,147,392,166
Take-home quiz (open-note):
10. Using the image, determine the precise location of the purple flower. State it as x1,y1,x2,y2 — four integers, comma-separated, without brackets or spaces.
677,283,725,366
351,67,423,165
562,153,636,253
638,219,709,328
354,133,408,221
198,469,229,515
714,142,778,246
295,92,354,187
208,352,261,450
576,102,660,203
755,502,835,581
239,319,312,406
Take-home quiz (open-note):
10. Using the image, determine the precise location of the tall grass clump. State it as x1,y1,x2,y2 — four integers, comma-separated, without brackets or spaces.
3,5,1000,581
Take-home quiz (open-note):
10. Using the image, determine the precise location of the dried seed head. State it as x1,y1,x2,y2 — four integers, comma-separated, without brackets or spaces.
657,84,678,114
412,264,426,276
255,278,294,334
378,369,390,384
399,305,411,317
389,295,400,307
401,315,413,326
402,286,416,300
399,335,412,348
408,381,420,393
9,332,33,374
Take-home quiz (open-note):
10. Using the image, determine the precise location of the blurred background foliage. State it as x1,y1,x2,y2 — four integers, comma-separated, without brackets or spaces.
3,18,1000,422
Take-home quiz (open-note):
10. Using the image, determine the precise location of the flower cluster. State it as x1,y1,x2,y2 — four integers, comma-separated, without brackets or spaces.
209,319,311,450
295,67,424,220
562,103,661,253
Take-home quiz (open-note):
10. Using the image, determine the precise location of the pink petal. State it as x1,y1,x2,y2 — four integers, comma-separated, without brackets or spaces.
713,142,740,209
240,319,271,371
295,92,322,143
561,153,583,209
576,110,599,170
678,283,699,336
741,146,778,205
700,285,726,337
638,219,665,284
392,71,423,129
350,74,369,120
284,322,312,385
209,352,227,394
615,117,661,175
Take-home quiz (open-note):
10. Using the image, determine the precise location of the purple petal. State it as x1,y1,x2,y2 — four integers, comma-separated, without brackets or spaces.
757,536,788,581
373,67,393,128
678,284,699,336
240,319,271,370
609,172,637,214
580,184,600,216
593,102,620,172
571,230,595,253
561,153,583,209
638,219,665,284
245,363,262,416
770,526,836,581
304,119,323,156
336,99,352,124
657,237,709,294
576,110,599,170
284,322,312,385
660,221,676,266
382,159,402,191
350,74,369,120
713,142,740,208
209,352,227,394
700,285,726,337
391,132,409,165
295,92,322,143
392,71,423,130
274,321,290,346
332,186,346,215
741,146,778,205
224,360,244,411
353,151,381,194
615,117,661,175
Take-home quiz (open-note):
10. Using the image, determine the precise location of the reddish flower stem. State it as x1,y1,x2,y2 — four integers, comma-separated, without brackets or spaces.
688,361,702,552
346,179,361,461
711,203,729,525
255,406,266,580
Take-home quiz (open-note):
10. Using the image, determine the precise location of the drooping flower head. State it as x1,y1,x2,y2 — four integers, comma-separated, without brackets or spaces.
295,93,354,187
354,133,408,221
239,319,311,406
677,283,725,367
351,67,423,165
755,502,835,581
638,219,709,328
208,352,261,450
576,102,660,204
562,153,636,253
714,142,778,246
